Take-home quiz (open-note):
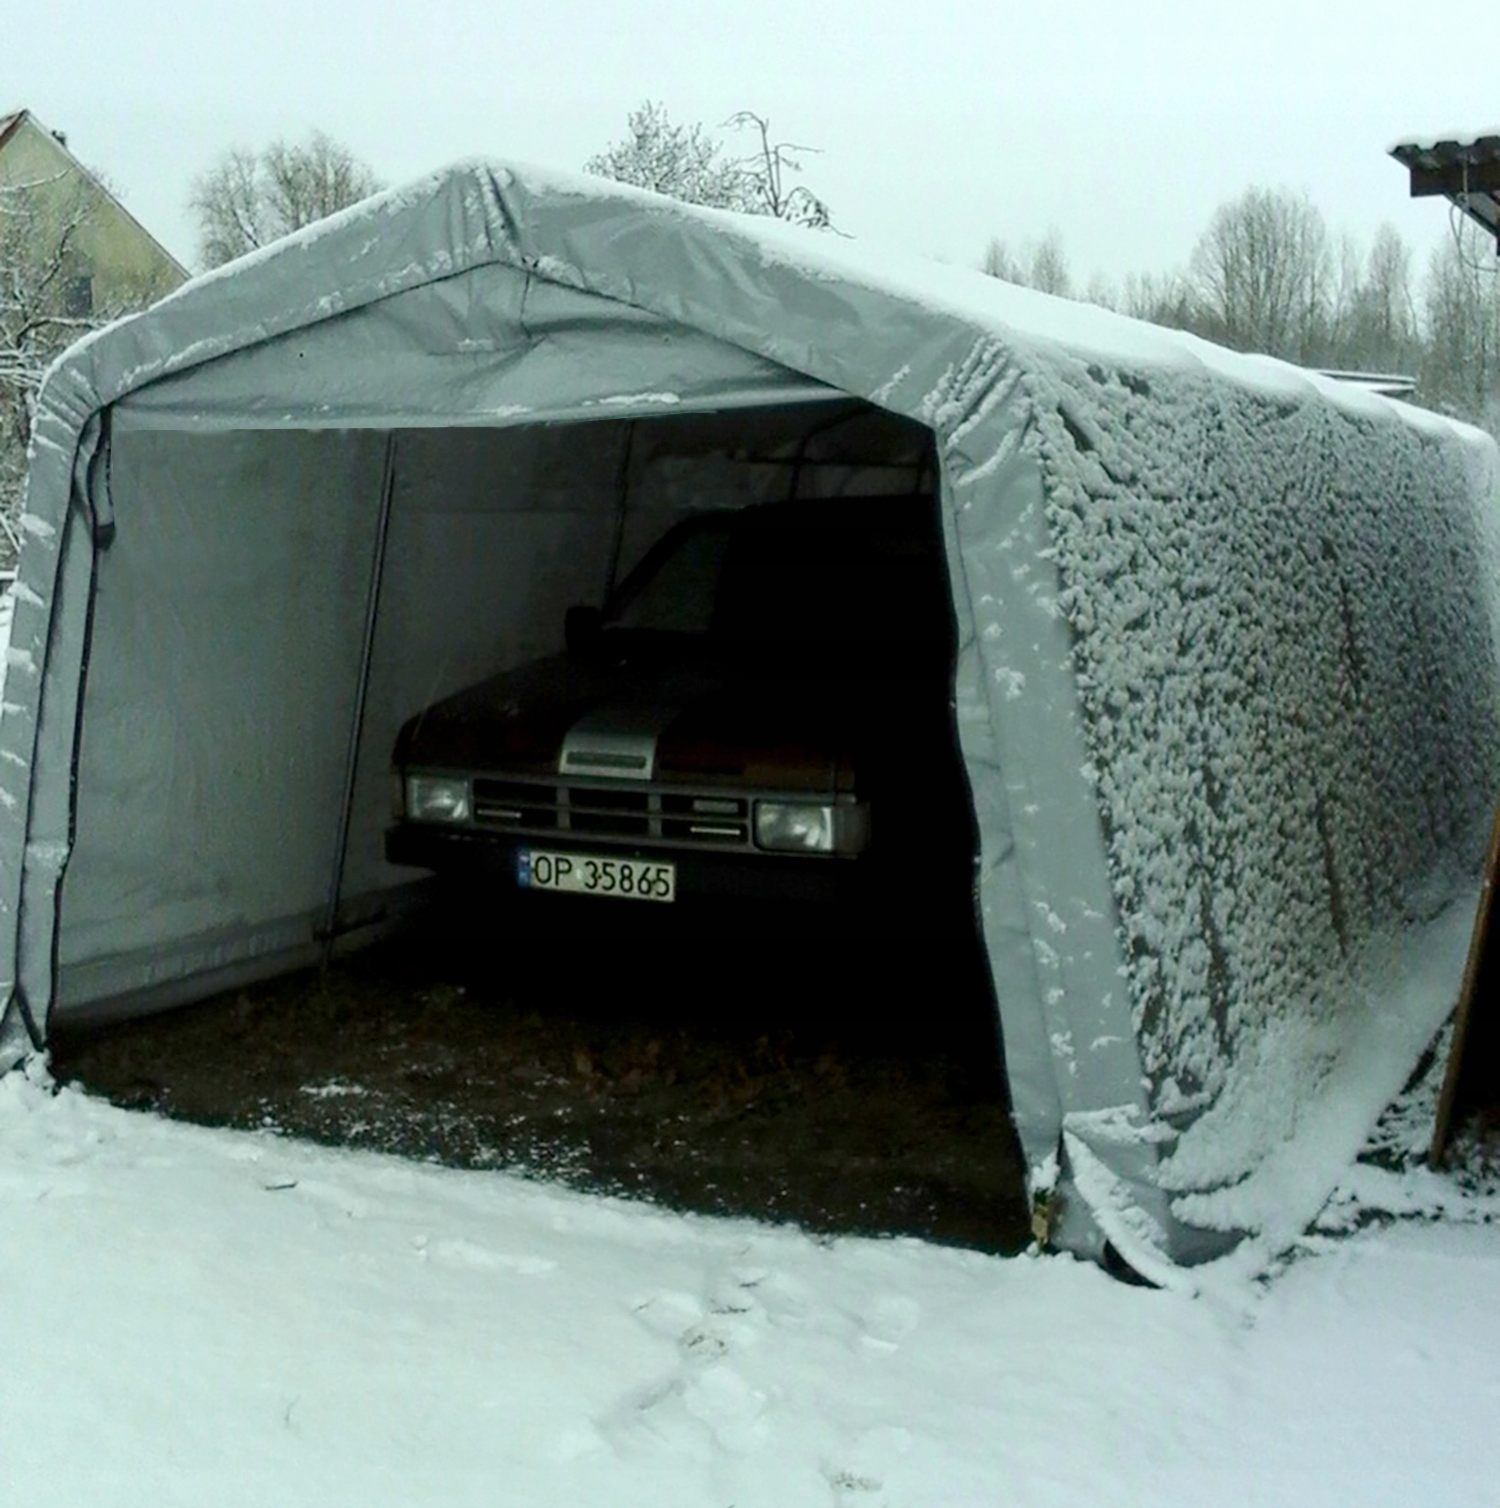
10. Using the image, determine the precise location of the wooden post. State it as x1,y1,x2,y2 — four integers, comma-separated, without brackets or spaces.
1430,788,1500,1166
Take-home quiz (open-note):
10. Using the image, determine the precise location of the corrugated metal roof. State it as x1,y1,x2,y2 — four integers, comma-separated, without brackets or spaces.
1391,133,1500,245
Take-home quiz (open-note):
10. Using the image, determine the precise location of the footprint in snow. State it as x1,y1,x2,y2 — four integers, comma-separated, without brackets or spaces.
429,1238,556,1276
824,1464,885,1497
681,1361,769,1451
853,1294,921,1353
631,1288,705,1338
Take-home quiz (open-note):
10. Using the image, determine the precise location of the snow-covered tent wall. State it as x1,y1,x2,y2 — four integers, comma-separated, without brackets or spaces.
3,162,1498,1267
1027,362,1500,1252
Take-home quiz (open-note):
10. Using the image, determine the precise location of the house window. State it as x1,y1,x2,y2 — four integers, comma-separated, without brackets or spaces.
64,275,94,317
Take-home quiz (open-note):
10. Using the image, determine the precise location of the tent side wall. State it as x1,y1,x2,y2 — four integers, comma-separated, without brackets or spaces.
931,375,1180,1258
1025,353,1500,1243
0,372,110,1062
55,427,391,1013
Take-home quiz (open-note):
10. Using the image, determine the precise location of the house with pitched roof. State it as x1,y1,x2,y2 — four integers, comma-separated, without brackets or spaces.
1,108,187,562
0,107,186,314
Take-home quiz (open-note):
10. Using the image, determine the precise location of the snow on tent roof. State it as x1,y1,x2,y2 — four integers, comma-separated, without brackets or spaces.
4,159,1499,1270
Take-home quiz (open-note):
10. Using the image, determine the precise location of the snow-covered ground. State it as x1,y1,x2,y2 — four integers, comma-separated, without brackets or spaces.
2,1063,1497,1508
4,566,1498,1505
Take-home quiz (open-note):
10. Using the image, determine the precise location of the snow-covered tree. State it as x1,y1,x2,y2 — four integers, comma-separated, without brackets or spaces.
584,101,749,211
585,102,833,228
1,171,112,562
189,132,382,269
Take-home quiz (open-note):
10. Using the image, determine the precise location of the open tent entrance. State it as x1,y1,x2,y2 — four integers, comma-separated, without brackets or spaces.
52,392,1028,1249
57,395,971,1009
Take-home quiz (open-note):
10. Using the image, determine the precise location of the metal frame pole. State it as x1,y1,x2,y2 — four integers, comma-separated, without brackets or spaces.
319,431,400,961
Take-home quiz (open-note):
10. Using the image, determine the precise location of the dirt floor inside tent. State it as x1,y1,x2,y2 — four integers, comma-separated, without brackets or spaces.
50,920,1034,1254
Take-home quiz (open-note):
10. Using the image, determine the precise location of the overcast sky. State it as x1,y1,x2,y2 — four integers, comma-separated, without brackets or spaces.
5,0,1497,286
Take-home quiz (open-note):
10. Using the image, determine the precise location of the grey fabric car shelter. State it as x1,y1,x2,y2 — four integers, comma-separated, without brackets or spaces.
4,162,1499,1270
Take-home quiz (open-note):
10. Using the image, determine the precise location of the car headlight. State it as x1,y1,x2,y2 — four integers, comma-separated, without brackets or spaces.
405,774,472,824
754,801,835,853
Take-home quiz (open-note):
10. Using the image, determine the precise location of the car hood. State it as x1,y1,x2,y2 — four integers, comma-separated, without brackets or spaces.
393,649,879,793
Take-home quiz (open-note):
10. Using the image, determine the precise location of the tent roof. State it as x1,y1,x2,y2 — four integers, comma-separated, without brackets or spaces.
45,157,1467,445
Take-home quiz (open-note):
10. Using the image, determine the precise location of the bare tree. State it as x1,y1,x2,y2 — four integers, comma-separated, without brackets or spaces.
189,131,382,269
1118,269,1199,331
1027,230,1072,298
1189,186,1332,362
1331,223,1420,375
970,185,1496,438
979,229,1072,297
980,237,1023,283
1323,232,1364,357
723,111,832,229
586,102,833,227
1421,220,1500,428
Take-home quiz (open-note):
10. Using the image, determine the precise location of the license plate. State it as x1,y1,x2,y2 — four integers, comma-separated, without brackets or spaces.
517,849,676,903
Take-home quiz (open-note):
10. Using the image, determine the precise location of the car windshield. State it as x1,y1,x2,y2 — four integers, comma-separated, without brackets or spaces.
606,519,736,635
601,499,949,654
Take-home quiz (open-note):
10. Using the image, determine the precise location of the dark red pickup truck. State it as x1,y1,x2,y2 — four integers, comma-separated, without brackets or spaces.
386,494,977,936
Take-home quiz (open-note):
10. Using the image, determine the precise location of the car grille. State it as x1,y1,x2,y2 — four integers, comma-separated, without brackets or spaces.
471,777,755,851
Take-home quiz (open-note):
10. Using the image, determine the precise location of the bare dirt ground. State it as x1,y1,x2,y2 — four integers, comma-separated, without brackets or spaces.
50,917,1033,1254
